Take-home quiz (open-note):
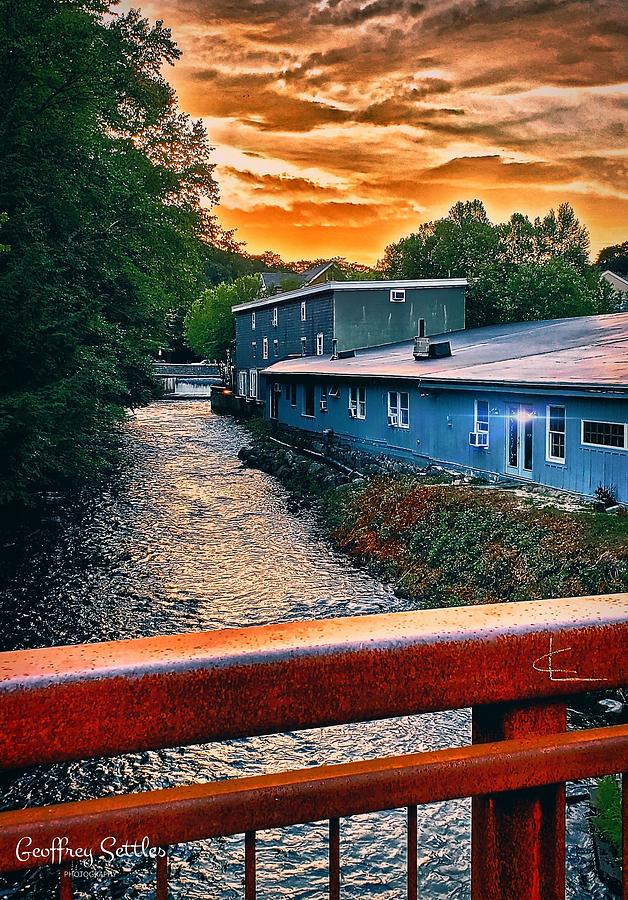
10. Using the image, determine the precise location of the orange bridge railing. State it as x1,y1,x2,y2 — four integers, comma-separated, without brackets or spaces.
1,594,627,899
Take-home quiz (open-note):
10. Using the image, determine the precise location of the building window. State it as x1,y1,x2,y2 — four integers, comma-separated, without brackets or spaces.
303,384,315,417
251,312,256,330
237,370,247,397
273,339,279,357
387,391,409,428
581,420,627,449
546,405,566,462
300,300,307,321
474,399,490,434
262,337,269,360
251,341,257,359
272,307,278,327
290,383,297,407
316,332,324,355
349,386,366,419
320,385,328,412
249,369,258,400
390,288,406,303
301,336,307,356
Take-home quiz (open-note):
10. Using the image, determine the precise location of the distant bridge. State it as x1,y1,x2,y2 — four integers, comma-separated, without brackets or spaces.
153,362,221,398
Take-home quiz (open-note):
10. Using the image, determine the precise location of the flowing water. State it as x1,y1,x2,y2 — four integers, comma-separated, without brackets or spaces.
0,403,611,899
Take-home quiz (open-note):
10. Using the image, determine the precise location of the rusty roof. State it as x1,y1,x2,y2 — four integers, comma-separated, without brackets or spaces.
262,314,628,392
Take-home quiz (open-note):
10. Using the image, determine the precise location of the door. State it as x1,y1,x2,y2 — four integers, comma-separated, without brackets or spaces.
506,404,534,477
269,383,279,419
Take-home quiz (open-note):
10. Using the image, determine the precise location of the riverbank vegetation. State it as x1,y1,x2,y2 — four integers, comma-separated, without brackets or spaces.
241,424,628,608
329,477,628,606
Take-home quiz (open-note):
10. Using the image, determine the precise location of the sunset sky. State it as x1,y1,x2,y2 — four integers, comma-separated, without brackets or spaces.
132,0,626,264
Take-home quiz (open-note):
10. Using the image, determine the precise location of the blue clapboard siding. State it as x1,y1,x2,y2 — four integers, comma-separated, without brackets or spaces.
264,377,628,502
234,291,333,375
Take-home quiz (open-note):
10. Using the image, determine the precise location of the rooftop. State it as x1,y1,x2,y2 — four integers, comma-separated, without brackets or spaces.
261,313,628,393
232,278,468,313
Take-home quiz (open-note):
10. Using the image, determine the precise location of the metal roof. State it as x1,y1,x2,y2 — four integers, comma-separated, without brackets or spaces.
259,271,299,290
262,314,628,392
232,278,468,313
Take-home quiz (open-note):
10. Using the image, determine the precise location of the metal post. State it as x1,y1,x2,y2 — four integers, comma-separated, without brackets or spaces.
471,700,566,900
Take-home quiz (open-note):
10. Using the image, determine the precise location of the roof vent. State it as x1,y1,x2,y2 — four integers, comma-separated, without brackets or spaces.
414,337,451,360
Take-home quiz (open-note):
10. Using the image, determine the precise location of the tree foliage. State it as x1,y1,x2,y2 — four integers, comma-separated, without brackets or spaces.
380,201,615,327
0,0,218,505
184,276,262,361
596,241,628,278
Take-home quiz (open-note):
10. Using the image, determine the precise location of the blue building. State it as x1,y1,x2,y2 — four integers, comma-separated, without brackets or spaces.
231,278,467,401
255,314,628,504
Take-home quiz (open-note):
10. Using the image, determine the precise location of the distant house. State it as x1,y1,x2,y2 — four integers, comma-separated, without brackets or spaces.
601,270,628,311
259,260,344,295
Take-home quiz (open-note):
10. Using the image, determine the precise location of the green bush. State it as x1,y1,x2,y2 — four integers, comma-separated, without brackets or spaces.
593,776,622,855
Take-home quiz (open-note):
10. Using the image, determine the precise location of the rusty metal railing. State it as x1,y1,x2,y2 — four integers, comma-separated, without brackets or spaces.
1,594,627,899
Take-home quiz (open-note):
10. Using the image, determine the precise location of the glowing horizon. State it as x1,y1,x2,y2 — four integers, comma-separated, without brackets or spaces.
128,0,627,265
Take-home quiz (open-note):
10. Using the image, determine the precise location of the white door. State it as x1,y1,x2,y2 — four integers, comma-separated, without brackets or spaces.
505,404,534,478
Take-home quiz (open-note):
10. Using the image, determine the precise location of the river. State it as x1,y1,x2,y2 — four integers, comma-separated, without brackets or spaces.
0,402,609,899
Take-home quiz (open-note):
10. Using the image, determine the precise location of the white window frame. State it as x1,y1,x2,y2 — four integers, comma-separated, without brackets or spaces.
290,383,297,407
237,370,247,397
248,369,258,400
300,300,307,321
316,332,324,355
273,339,279,357
251,312,256,330
474,399,490,438
272,307,278,327
387,391,409,428
581,419,628,450
390,288,406,303
546,405,566,463
349,386,366,420
251,341,257,359
262,336,269,360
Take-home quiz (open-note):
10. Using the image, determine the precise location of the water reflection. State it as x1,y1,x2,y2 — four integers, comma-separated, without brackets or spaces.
0,403,606,898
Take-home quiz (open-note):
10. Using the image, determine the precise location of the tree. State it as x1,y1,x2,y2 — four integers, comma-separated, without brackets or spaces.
0,0,219,505
185,276,262,361
381,200,614,328
596,241,628,277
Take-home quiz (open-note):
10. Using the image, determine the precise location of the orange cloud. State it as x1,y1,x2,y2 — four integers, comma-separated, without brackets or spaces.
126,0,628,262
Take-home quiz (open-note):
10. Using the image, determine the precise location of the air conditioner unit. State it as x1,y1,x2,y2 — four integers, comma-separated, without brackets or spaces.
388,414,399,426
320,400,328,412
469,431,489,448
328,386,340,398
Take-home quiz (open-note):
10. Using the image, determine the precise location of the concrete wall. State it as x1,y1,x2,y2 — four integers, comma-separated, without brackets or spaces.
265,376,628,502
333,286,465,352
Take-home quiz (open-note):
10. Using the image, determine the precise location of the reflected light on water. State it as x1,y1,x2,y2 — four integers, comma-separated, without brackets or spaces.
0,403,603,899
